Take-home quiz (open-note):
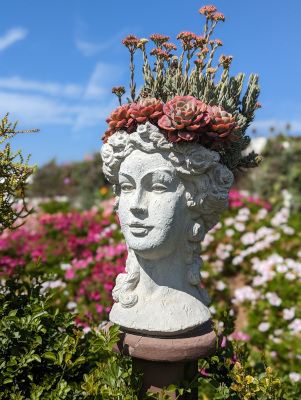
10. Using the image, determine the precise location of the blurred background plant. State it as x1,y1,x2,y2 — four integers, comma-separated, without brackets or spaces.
233,124,301,213
28,152,111,210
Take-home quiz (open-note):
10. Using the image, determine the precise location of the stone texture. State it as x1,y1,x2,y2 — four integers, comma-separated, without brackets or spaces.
105,320,222,362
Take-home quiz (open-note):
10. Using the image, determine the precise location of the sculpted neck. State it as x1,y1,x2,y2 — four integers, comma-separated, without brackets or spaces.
135,250,192,296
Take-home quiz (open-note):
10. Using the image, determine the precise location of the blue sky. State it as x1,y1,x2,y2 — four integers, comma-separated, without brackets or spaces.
1,0,300,167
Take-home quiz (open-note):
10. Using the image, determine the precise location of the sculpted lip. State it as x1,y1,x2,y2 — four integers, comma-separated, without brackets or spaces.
129,223,153,236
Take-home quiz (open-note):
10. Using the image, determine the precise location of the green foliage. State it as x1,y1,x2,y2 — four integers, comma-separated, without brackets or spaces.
0,268,141,399
0,114,37,233
235,134,301,213
28,153,110,209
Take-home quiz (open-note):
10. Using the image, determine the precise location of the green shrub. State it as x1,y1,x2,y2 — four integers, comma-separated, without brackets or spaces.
0,268,141,399
0,114,37,233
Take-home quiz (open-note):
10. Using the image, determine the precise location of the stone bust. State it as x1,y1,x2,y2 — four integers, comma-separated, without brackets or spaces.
101,122,233,336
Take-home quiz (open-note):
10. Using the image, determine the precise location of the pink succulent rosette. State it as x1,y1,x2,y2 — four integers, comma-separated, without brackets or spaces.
157,95,211,142
104,103,134,142
130,98,163,123
206,105,239,140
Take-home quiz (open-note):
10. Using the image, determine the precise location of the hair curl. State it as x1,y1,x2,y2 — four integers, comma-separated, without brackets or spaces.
101,122,233,308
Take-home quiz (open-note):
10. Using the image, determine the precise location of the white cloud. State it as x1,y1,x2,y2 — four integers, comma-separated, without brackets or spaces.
76,40,111,57
0,76,83,98
75,32,123,57
0,91,78,125
84,62,124,100
0,61,121,130
0,27,28,52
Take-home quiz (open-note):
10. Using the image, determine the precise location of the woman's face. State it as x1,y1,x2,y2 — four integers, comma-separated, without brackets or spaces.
117,149,187,259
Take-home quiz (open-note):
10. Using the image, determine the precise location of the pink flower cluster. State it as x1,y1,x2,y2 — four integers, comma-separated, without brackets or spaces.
0,205,127,323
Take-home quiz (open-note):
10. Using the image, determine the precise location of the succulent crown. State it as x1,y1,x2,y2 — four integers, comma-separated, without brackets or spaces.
103,5,262,172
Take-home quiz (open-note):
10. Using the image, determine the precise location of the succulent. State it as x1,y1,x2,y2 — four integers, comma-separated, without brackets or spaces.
207,105,239,140
158,95,210,142
130,98,163,123
104,104,134,142
106,5,262,171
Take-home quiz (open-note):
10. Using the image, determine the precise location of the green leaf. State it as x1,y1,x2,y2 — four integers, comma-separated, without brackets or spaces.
109,324,120,337
167,384,177,392
6,316,19,323
32,354,41,363
72,356,86,367
32,311,47,321
3,378,13,384
42,352,56,362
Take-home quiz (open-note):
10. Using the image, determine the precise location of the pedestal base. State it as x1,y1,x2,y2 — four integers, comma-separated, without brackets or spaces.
105,320,222,399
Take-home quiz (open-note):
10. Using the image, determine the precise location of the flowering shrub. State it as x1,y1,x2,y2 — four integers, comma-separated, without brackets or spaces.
1,190,300,384
0,188,300,397
0,199,125,325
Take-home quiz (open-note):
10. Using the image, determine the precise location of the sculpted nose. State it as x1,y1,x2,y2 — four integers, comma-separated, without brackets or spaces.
130,189,147,214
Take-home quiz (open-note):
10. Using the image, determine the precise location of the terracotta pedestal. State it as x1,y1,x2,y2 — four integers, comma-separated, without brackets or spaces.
105,321,222,399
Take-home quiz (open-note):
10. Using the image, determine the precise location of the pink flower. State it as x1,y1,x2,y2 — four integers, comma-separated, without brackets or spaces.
229,332,250,341
95,304,103,314
199,5,217,14
65,269,75,280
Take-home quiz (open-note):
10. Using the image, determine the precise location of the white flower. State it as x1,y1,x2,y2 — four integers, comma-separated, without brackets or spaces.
234,222,245,232
241,232,256,246
285,272,296,281
209,305,216,314
225,229,234,237
274,329,283,336
266,292,282,306
233,286,259,303
289,372,301,382
258,322,270,332
60,263,72,271
235,214,249,222
282,225,295,235
276,264,288,273
201,270,209,279
216,281,226,291
224,217,235,226
283,308,295,320
252,275,268,286
238,207,251,216
67,301,77,310
288,318,301,334
233,255,244,266
256,208,268,221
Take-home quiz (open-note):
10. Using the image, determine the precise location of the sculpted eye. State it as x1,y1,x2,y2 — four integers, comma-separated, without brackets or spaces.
152,183,167,192
121,183,134,192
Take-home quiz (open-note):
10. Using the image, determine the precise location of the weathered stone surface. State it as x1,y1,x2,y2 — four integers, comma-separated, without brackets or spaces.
101,122,233,335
